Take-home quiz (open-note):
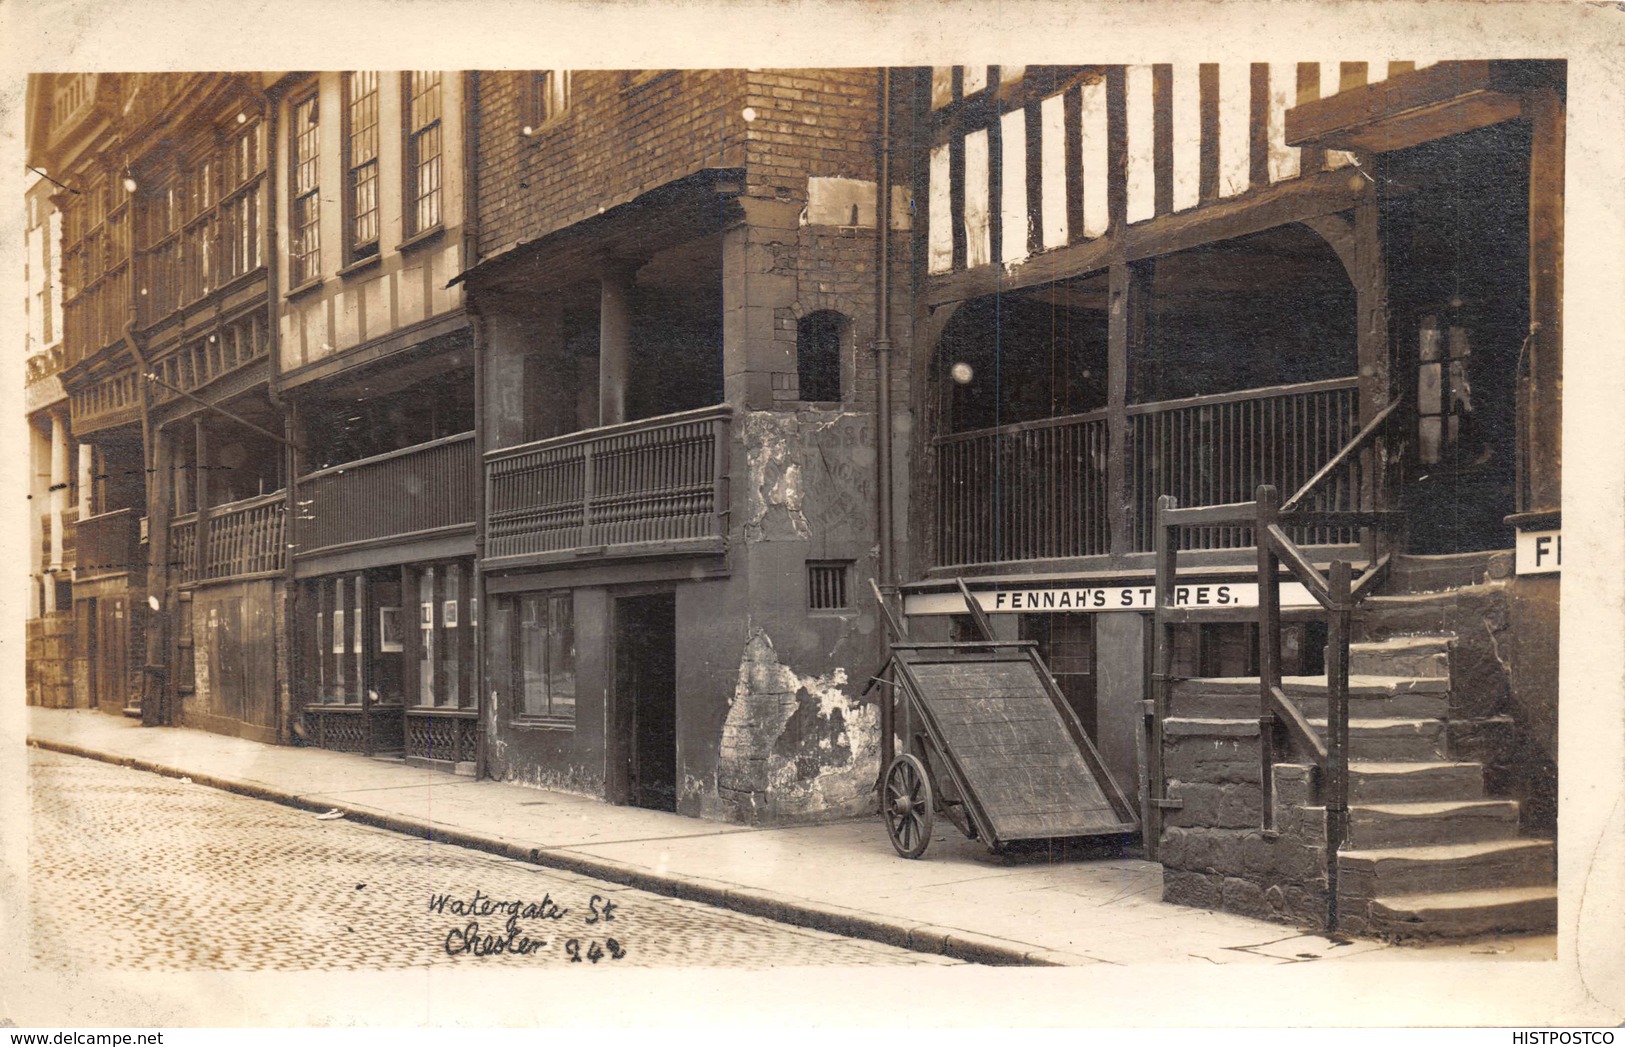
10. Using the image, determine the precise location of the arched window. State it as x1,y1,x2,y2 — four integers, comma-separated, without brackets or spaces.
796,310,846,403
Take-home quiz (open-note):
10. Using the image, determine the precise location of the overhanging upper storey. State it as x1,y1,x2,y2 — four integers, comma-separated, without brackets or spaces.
920,61,1476,304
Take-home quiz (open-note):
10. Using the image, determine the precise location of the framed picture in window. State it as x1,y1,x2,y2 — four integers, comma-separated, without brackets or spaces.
378,607,403,653
420,601,434,627
443,599,459,628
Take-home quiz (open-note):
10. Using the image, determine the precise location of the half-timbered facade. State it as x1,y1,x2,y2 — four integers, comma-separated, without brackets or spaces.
267,72,478,768
903,60,1563,934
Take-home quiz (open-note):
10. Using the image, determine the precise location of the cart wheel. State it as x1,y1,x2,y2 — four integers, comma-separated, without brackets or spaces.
884,754,935,859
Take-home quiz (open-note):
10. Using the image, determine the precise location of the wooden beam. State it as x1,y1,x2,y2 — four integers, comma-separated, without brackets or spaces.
1285,61,1539,154
1124,166,1366,262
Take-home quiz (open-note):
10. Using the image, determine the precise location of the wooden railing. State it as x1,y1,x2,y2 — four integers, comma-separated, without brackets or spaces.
1146,399,1404,931
295,432,475,557
935,411,1110,566
485,405,731,563
76,508,140,578
1129,377,1360,551
172,491,286,585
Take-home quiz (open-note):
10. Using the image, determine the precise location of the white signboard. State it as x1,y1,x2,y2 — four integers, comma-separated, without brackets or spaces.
1515,529,1562,575
904,581,1320,616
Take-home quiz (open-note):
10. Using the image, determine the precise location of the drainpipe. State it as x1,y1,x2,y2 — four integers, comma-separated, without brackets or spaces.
469,298,489,781
875,67,896,588
464,71,489,781
874,67,897,782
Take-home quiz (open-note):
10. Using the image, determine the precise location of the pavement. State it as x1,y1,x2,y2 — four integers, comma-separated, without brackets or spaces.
26,707,1556,966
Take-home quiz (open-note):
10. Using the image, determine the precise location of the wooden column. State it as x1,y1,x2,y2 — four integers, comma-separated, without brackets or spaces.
193,417,211,580
48,410,69,572
599,261,637,427
78,442,94,518
1105,66,1133,559
1523,86,1564,514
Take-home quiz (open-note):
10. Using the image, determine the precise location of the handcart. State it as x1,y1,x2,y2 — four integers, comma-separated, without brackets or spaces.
867,580,1139,859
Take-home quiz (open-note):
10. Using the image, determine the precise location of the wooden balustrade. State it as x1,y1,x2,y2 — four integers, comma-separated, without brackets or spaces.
485,406,731,563
935,411,1110,567
294,432,475,557
932,378,1360,566
75,508,141,579
1128,377,1360,551
170,493,285,585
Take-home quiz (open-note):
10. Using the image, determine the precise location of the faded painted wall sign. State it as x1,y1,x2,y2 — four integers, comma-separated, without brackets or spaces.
904,581,1320,616
1515,529,1562,575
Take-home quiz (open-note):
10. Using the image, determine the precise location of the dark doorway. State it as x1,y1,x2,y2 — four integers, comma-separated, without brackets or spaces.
614,593,678,812
1383,118,1531,554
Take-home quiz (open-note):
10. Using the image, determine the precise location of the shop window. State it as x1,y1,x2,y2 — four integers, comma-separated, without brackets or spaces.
309,569,404,706
512,592,575,725
796,310,846,403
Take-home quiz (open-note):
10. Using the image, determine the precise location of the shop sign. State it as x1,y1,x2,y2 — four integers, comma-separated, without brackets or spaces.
904,581,1320,616
1515,529,1561,575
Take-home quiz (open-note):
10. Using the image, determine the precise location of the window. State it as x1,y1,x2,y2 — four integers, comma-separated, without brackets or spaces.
807,561,851,612
289,92,322,285
221,114,263,280
344,72,381,262
523,70,570,135
514,592,575,723
796,310,846,402
404,72,443,236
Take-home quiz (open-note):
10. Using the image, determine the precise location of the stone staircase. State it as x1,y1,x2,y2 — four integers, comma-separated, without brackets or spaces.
1326,624,1555,938
1161,553,1556,939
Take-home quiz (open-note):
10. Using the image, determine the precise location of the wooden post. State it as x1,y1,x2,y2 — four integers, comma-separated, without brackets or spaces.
193,418,210,580
1523,85,1564,515
358,571,373,756
1325,558,1352,931
1256,485,1281,831
598,261,636,428
1147,494,1178,860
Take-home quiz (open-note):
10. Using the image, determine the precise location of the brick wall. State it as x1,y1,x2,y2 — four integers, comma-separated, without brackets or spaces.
475,69,749,257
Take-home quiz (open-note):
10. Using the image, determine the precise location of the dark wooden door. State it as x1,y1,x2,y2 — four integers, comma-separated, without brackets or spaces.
93,596,130,711
615,594,677,812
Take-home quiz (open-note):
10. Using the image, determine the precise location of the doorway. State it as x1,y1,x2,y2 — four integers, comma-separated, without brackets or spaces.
1383,118,1531,554
1021,613,1097,741
614,593,678,812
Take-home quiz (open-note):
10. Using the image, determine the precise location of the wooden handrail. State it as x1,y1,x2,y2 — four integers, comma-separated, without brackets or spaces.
1269,683,1329,767
485,404,732,464
297,430,474,484
1281,397,1404,512
933,407,1108,446
1125,376,1358,418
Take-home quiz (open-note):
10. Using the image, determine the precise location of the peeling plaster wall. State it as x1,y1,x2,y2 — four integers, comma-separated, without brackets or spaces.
714,628,879,823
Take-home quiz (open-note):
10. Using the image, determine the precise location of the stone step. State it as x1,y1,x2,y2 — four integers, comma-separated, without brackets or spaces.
1339,838,1555,897
1348,761,1484,803
1384,550,1511,594
1366,885,1557,938
1349,636,1452,679
1307,717,1447,762
1345,799,1522,848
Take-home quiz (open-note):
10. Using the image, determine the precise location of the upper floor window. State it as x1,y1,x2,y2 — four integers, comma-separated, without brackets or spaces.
344,72,381,262
522,70,570,136
289,92,322,286
404,71,443,236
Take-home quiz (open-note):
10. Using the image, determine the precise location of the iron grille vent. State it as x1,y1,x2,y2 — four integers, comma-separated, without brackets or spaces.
807,561,851,611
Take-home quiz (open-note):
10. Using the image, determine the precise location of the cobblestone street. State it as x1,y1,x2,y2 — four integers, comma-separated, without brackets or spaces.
28,749,961,970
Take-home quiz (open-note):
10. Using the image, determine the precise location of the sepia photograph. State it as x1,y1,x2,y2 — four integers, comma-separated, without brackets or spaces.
6,0,1624,1032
